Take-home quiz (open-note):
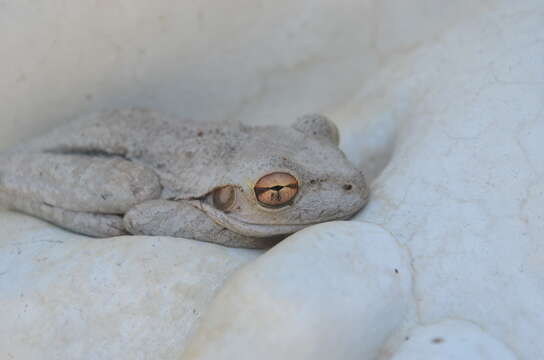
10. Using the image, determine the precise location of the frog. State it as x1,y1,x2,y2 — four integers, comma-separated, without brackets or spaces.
0,108,369,248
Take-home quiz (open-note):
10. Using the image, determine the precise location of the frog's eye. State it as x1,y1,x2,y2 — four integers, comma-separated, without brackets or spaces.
254,172,299,208
213,185,236,211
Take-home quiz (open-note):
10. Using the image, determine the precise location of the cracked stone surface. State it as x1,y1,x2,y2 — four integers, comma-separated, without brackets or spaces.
0,0,542,359
353,3,543,358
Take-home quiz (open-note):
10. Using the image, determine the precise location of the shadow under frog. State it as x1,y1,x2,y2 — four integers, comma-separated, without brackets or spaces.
0,109,368,248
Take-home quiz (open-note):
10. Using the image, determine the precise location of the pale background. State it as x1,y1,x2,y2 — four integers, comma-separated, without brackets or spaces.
1,0,490,150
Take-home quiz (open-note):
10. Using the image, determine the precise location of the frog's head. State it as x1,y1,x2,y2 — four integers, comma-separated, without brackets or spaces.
194,114,369,238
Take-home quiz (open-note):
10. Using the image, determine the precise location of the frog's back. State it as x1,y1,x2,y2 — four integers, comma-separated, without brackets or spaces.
13,108,252,199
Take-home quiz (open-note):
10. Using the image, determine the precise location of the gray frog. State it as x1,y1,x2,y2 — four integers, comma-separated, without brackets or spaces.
0,109,368,248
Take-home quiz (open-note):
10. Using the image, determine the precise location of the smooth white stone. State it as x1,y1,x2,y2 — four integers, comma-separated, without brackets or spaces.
182,221,412,360
390,320,517,360
0,211,260,360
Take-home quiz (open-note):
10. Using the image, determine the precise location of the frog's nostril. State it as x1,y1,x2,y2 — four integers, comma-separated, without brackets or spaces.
343,184,353,191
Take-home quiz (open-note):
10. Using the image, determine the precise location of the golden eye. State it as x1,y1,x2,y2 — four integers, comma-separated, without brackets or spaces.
213,186,235,211
254,172,298,207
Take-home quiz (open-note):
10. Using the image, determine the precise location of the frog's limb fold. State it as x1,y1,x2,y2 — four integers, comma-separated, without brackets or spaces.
0,190,126,237
0,153,161,213
124,200,281,249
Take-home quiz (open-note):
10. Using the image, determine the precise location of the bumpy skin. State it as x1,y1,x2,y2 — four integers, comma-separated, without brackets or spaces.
0,109,368,248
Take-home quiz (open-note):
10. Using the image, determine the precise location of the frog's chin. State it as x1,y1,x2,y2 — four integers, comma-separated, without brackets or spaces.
193,201,330,238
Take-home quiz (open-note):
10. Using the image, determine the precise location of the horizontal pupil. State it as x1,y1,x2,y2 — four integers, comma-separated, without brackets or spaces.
254,184,297,192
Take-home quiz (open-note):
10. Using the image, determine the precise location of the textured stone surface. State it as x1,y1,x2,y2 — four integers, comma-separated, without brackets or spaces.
390,320,518,360
353,3,543,359
0,211,260,359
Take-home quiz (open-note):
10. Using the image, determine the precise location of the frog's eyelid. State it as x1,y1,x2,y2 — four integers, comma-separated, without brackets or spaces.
212,185,236,211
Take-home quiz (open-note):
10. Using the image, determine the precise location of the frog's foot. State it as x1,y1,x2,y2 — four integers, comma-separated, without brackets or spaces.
0,152,161,237
124,200,281,249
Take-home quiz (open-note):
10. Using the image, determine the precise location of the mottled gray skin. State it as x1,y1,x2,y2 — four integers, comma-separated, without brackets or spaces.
0,109,368,248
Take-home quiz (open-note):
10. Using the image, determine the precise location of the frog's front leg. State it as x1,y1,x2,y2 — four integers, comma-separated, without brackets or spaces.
123,200,280,249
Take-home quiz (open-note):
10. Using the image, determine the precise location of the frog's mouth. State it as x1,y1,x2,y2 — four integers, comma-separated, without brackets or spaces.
192,200,336,238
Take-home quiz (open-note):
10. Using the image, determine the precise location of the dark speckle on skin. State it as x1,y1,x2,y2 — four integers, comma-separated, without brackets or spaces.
431,337,445,344
394,268,399,274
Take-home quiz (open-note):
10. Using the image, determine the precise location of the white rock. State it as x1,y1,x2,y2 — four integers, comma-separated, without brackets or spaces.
390,320,517,360
350,2,543,359
0,1,543,359
0,211,260,360
182,221,412,360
